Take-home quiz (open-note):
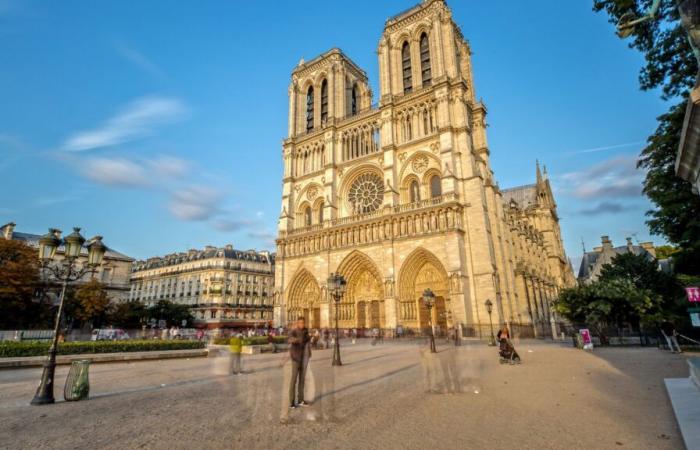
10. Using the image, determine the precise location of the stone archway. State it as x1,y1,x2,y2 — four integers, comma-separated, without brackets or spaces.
397,247,450,333
286,269,322,328
336,250,385,330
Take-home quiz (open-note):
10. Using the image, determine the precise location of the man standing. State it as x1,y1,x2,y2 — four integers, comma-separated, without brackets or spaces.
288,317,311,408
230,333,243,375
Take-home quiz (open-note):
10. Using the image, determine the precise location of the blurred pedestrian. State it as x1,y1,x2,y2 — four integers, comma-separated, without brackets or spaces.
230,333,243,375
287,317,311,408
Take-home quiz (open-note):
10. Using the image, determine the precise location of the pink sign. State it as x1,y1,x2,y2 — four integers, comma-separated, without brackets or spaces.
579,329,592,345
686,287,700,303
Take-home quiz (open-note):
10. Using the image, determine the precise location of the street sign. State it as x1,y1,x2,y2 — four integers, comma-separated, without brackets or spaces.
690,313,700,327
686,286,700,302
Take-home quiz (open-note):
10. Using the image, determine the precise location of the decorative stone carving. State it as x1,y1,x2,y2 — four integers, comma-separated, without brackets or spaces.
348,173,384,214
398,152,407,162
306,186,319,200
430,142,440,154
412,155,429,173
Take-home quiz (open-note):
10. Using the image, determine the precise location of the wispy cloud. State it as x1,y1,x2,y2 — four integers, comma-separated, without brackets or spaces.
62,96,187,152
169,186,223,221
578,201,633,215
81,157,149,187
115,43,164,79
559,154,643,199
565,141,645,155
213,218,255,232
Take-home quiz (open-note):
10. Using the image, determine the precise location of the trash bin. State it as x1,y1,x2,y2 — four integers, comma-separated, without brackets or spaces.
64,360,90,401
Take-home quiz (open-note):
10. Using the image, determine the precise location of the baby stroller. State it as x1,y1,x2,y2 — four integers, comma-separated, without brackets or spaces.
499,338,521,364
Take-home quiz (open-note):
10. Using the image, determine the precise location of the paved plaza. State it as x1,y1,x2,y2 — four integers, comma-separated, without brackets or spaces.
0,340,690,450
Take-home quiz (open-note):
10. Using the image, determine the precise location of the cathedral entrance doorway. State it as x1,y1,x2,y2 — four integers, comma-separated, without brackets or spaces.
336,251,385,330
286,269,321,327
398,248,450,333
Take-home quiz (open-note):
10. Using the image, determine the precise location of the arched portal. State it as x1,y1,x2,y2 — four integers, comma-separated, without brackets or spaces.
397,248,450,333
286,269,322,328
335,251,385,330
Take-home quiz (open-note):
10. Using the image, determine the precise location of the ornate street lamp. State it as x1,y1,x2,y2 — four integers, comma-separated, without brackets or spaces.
422,288,437,353
484,299,496,346
31,228,107,406
327,273,346,366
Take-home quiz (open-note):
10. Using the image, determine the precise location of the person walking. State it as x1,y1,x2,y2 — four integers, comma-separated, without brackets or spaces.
288,317,311,408
660,321,683,353
230,333,243,375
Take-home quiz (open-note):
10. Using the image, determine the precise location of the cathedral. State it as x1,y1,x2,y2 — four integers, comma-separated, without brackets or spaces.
273,0,575,338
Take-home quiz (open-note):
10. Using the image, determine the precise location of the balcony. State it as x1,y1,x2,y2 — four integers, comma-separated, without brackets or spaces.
277,193,463,258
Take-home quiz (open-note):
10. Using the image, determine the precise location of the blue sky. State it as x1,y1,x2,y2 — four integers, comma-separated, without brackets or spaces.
0,0,669,270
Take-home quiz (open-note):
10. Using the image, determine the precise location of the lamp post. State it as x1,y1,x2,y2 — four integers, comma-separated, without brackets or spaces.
484,299,496,346
422,288,437,353
327,273,346,366
31,228,107,406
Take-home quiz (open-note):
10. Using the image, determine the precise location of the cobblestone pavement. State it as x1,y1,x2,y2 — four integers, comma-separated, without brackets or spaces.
0,340,690,450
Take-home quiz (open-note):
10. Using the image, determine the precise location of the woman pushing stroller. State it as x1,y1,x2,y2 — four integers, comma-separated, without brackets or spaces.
497,325,521,364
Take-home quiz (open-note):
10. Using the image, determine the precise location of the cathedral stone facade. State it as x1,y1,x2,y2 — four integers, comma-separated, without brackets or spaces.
274,0,574,337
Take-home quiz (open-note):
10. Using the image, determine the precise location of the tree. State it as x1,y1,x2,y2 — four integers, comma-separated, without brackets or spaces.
593,1,700,274
654,244,679,260
147,300,194,328
65,279,111,330
0,239,49,329
109,301,147,329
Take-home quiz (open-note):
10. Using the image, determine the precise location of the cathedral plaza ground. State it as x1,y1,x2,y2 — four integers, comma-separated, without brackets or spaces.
0,340,690,450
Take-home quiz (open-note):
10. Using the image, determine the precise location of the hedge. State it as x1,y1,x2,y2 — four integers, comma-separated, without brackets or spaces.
0,340,205,358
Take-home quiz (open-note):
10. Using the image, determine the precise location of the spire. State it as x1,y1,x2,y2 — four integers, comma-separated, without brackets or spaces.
536,160,543,184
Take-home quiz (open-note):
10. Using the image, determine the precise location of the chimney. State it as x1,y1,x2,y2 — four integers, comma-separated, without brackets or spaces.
640,242,656,258
224,244,233,251
626,237,634,253
1,222,15,240
601,235,613,251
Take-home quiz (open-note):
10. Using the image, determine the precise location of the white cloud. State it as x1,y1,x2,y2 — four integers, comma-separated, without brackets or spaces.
559,154,643,199
115,43,164,79
565,141,645,155
62,96,186,152
81,157,149,187
169,186,222,221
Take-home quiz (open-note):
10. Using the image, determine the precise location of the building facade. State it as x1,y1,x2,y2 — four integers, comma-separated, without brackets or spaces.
1,222,134,302
274,0,575,337
578,236,660,284
129,245,275,331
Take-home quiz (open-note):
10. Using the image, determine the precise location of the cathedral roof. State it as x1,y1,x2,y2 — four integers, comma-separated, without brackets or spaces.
501,184,537,209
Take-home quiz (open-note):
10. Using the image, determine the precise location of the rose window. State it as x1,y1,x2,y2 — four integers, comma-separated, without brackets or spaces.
348,173,384,214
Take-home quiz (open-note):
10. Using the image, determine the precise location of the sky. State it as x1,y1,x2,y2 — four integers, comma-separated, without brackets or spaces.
0,0,671,271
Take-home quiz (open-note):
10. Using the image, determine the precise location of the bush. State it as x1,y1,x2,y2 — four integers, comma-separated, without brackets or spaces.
0,339,205,358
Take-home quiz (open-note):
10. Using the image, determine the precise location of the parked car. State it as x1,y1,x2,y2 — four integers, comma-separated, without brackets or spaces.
91,329,130,341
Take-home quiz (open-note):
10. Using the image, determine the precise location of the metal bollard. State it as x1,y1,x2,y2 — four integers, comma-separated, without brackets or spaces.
64,360,90,401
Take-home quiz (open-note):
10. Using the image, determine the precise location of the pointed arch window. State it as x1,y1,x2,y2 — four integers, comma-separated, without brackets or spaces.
409,180,421,203
351,84,358,116
320,79,328,124
429,175,441,198
402,41,412,94
306,86,314,132
304,206,312,226
420,33,431,87
318,202,324,223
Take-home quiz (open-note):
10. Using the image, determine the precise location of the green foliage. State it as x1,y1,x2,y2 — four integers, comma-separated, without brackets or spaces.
147,300,194,327
108,301,148,329
655,244,679,260
555,252,686,339
0,339,205,358
593,0,700,275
